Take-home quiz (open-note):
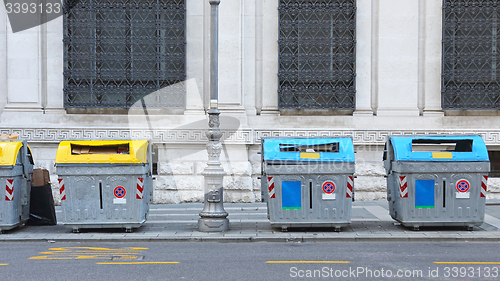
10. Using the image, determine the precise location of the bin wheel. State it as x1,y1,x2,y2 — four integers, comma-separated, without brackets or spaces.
412,226,420,231
72,228,80,233
125,228,133,233
334,227,341,232
466,226,474,231
281,227,288,232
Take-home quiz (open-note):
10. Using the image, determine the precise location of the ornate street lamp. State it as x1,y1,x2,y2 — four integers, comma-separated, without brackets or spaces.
198,0,229,232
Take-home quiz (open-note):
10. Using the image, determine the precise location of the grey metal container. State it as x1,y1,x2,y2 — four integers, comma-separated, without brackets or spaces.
384,135,490,230
55,140,153,232
0,139,34,233
261,137,355,231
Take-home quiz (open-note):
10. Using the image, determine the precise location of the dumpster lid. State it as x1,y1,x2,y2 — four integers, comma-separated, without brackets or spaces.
390,135,489,162
0,140,32,166
55,140,149,164
262,137,354,162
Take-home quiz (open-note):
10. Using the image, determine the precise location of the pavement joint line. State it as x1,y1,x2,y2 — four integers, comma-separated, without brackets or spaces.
363,206,394,221
484,215,500,230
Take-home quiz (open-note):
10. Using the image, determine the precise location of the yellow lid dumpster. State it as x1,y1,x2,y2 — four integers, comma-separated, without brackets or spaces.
0,139,34,233
55,140,152,233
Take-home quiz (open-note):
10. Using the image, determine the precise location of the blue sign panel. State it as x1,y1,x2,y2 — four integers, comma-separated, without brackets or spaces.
415,180,435,209
282,181,301,210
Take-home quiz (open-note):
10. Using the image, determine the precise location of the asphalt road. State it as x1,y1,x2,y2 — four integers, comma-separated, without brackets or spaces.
1,241,500,281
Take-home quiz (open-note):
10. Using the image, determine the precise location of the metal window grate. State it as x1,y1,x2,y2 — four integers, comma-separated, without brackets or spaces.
442,0,500,109
63,0,186,109
278,0,356,110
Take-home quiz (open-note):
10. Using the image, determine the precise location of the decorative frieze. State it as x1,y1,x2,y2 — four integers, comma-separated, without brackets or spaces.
3,128,500,145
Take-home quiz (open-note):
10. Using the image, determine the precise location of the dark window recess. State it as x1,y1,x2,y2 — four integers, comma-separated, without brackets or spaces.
63,0,186,109
411,139,473,152
278,0,356,110
488,151,500,177
442,0,500,109
279,142,339,153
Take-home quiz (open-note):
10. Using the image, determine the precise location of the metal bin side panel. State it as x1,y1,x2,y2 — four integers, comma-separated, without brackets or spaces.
0,162,32,231
266,173,352,228
0,175,23,230
389,171,486,227
57,165,150,229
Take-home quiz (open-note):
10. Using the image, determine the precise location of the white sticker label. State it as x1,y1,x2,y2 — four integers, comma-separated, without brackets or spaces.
455,192,470,199
113,198,127,204
322,193,336,200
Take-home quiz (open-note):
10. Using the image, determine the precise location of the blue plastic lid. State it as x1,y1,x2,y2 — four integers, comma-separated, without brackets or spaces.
390,135,489,162
262,137,355,162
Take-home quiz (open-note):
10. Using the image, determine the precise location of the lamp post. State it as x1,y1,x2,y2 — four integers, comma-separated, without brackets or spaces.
198,0,229,232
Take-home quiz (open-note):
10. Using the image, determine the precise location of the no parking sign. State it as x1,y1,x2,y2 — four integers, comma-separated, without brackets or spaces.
456,179,470,199
114,186,126,198
322,181,336,200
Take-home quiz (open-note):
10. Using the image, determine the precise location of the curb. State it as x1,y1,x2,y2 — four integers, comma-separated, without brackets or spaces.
1,235,500,243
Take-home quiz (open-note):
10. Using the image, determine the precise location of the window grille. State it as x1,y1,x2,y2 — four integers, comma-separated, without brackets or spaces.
63,0,186,109
442,0,500,109
278,0,356,110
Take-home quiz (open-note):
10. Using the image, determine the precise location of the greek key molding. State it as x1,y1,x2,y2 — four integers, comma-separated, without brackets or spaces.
3,128,500,145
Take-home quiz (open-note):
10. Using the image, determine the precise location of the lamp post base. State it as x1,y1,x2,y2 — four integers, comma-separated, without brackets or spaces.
198,217,229,232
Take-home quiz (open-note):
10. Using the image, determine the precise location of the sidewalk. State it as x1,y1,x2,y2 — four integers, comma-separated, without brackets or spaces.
1,200,500,242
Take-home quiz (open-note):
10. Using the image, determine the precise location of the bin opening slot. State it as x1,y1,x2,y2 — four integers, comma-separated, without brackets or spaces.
411,139,473,152
99,182,103,209
279,142,339,153
71,144,130,155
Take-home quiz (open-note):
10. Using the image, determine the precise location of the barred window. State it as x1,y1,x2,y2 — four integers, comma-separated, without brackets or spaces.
63,0,186,109
442,0,500,109
278,0,356,110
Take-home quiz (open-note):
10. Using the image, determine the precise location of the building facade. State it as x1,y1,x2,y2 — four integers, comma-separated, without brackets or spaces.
1,0,500,204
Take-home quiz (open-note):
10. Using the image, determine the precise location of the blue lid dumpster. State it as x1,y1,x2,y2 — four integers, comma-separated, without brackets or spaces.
0,139,34,233
261,137,355,231
55,140,153,233
383,135,490,230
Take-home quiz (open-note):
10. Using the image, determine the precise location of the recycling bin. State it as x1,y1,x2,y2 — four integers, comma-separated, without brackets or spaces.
0,139,34,233
383,135,490,230
261,137,355,231
55,140,153,232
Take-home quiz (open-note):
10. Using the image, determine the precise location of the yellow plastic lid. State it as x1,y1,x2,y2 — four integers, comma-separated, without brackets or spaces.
55,140,149,164
0,141,23,166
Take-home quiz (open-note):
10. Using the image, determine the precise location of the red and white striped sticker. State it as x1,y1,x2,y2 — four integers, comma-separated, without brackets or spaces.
346,176,353,198
267,177,275,199
399,176,408,198
5,179,14,201
136,177,144,199
481,175,488,198
59,178,66,201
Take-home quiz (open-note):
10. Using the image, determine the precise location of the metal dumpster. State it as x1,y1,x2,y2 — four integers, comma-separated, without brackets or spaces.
384,135,490,230
0,139,34,233
261,137,355,231
55,140,153,232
